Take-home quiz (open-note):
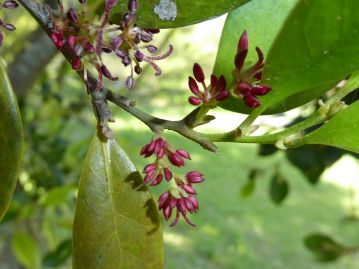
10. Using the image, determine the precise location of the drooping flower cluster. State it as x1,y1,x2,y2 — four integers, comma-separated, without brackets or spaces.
48,0,172,91
187,63,229,106
0,0,18,47
140,136,205,226
232,31,272,108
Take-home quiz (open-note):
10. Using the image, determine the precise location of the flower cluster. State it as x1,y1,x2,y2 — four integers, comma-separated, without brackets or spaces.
0,0,18,47
232,31,272,108
141,136,205,226
48,0,172,91
187,63,229,106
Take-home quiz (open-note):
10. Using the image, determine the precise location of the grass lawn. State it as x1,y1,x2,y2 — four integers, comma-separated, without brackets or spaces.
115,119,359,269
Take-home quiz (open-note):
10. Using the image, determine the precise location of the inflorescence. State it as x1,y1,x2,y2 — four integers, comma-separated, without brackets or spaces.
0,0,18,47
141,136,205,227
48,0,173,91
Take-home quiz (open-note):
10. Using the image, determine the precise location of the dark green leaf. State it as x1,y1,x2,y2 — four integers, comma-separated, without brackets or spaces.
106,0,250,28
213,0,297,114
12,232,41,269
43,239,72,267
269,174,289,205
304,233,351,262
240,178,255,198
215,0,359,114
0,62,23,222
73,134,163,269
286,145,343,185
300,100,359,154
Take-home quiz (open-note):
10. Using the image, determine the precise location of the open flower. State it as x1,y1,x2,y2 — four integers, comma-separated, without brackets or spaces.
232,31,272,108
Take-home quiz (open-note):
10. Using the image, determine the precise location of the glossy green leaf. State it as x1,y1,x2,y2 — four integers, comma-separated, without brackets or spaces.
269,174,289,205
299,100,359,153
73,134,163,269
0,62,23,222
12,232,41,269
106,0,250,28
304,234,351,262
213,0,297,114
215,0,359,114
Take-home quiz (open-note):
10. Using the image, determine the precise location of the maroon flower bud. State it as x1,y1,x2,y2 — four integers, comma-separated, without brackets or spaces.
168,153,185,167
251,84,272,96
186,171,205,184
158,192,170,208
215,91,229,101
235,82,252,95
181,184,196,195
143,163,156,173
210,74,218,88
163,206,173,221
51,32,64,49
150,174,163,186
163,167,172,181
125,76,135,90
3,0,18,9
243,93,260,108
67,35,76,48
193,63,205,83
216,75,227,92
84,43,95,53
67,8,79,22
144,170,156,184
238,31,248,52
71,57,82,70
176,149,191,160
188,76,200,95
188,96,202,106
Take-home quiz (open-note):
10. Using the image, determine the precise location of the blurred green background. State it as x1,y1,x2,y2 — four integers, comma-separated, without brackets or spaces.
1,3,359,269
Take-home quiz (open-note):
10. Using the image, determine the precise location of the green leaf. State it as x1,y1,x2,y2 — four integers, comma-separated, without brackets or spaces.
40,185,75,207
213,0,297,114
106,0,250,28
269,173,289,205
304,233,351,262
43,239,72,267
0,62,23,222
73,133,163,269
240,169,259,198
299,100,359,153
12,232,41,269
215,0,359,114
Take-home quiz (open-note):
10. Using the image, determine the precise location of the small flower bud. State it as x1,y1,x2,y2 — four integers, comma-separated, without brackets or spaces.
112,37,123,49
84,43,95,53
3,23,16,31
188,96,202,106
163,167,172,181
128,0,138,13
67,35,76,48
134,65,142,74
67,8,79,22
146,45,157,53
188,77,200,95
71,57,82,70
168,153,185,167
3,0,18,9
215,91,229,101
243,93,260,108
176,149,191,160
134,50,144,61
125,76,135,90
193,63,205,83
251,85,272,96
